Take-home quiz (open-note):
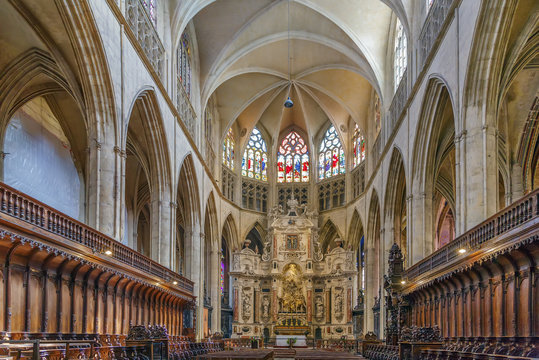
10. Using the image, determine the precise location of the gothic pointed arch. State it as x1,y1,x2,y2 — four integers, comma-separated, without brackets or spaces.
222,213,239,252
348,209,366,294
412,77,456,256
366,189,381,335
319,219,344,254
384,147,407,264
243,221,266,255
176,153,201,277
0,48,88,220
124,89,172,265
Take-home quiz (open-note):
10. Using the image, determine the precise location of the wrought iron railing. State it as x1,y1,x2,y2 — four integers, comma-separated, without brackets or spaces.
0,182,194,293
405,189,539,280
125,0,165,81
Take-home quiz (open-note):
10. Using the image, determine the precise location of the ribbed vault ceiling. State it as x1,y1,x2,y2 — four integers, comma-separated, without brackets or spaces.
171,0,408,150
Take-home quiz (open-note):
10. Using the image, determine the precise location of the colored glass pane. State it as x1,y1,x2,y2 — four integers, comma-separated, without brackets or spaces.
352,124,366,168
223,128,235,170
241,127,267,181
220,252,225,293
318,125,345,180
277,131,309,183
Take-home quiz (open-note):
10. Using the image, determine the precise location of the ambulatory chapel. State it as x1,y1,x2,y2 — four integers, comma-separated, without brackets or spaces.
0,0,537,359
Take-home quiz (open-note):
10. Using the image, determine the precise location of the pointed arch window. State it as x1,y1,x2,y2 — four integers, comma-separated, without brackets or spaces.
394,18,407,91
242,127,268,181
352,124,366,168
223,128,235,170
177,31,192,97
141,0,157,25
318,125,345,180
277,131,309,183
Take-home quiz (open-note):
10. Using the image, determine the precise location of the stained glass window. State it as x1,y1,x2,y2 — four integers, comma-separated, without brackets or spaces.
427,0,434,11
318,125,345,180
277,131,309,183
141,0,156,25
352,124,366,168
177,32,192,97
241,127,268,181
394,18,407,91
220,251,225,294
374,94,381,138
223,128,235,170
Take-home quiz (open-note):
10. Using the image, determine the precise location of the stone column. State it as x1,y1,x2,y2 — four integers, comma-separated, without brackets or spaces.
87,139,120,238
364,247,375,332
150,192,172,268
510,163,524,201
459,124,498,232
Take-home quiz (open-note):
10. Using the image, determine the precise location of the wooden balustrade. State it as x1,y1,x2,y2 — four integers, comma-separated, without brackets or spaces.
405,188,539,280
0,181,193,293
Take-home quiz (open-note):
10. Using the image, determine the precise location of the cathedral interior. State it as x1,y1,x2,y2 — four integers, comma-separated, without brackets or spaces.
0,0,537,359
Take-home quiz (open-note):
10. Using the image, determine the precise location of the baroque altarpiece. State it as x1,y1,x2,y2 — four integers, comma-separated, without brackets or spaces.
230,198,357,339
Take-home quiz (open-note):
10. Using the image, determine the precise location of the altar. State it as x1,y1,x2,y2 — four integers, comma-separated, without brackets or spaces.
275,335,307,347
230,198,357,340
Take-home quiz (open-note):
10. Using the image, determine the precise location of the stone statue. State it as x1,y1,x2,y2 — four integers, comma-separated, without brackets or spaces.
233,254,240,271
242,290,252,320
315,296,324,320
335,289,344,320
262,296,270,319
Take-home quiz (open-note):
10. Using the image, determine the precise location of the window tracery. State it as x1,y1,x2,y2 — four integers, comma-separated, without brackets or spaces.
223,128,235,170
352,124,366,168
242,127,268,181
394,18,407,91
277,131,309,183
318,125,345,180
177,31,192,97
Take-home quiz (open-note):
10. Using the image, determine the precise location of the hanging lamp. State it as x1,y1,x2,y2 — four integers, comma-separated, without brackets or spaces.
284,0,294,108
